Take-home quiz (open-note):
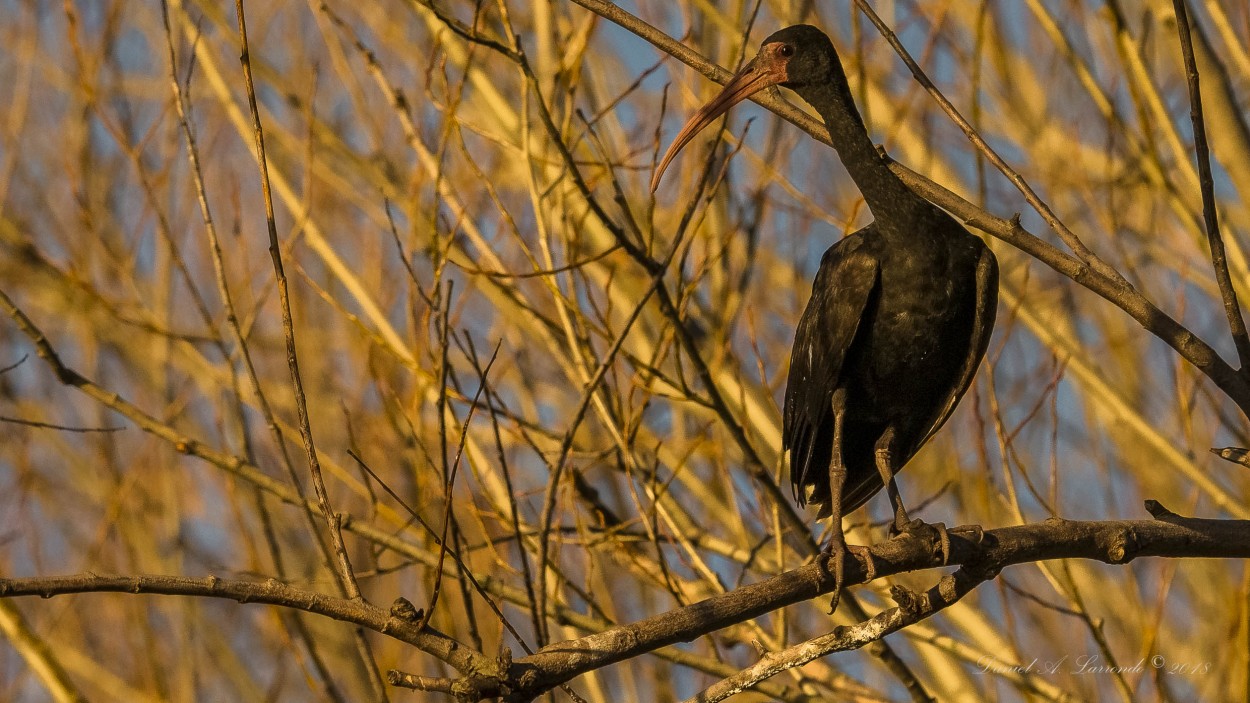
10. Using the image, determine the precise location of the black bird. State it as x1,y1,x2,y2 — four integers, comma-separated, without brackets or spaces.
652,25,998,599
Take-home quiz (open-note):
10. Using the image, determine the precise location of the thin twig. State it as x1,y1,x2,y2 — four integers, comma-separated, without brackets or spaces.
1170,0,1250,372
447,244,622,279
0,354,27,375
229,3,386,696
0,416,124,433
231,6,385,694
465,342,545,650
159,0,335,587
232,0,362,601
417,333,500,633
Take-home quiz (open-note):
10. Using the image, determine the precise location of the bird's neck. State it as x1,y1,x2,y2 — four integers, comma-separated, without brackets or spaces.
799,78,928,225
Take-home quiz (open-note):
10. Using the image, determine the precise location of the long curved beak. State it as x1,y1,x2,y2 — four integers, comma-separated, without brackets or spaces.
651,52,788,193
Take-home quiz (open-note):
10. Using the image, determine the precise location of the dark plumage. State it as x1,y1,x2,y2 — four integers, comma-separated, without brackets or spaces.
653,25,997,600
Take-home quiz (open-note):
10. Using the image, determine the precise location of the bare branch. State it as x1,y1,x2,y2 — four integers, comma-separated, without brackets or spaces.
686,572,983,703
436,511,1250,700
1169,0,1250,371
0,573,488,674
233,0,362,600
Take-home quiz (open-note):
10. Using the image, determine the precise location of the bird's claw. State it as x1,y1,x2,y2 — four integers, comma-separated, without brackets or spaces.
893,518,952,565
826,588,842,615
819,539,875,613
850,544,876,581
819,537,845,614
818,537,854,612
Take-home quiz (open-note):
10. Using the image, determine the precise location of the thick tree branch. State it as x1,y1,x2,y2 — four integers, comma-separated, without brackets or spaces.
417,510,1250,700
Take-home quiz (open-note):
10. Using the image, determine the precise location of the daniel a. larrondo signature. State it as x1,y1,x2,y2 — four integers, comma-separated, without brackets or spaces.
977,654,1213,677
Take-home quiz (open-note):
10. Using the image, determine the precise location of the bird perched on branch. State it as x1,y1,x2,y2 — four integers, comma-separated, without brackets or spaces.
652,24,998,606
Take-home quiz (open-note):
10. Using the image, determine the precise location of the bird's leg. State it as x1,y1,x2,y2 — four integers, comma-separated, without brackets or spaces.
873,427,908,532
874,428,952,564
819,390,876,612
873,430,948,553
820,385,850,610
820,389,849,613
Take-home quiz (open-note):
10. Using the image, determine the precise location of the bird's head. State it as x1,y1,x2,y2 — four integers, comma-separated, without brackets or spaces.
761,25,837,89
651,24,837,191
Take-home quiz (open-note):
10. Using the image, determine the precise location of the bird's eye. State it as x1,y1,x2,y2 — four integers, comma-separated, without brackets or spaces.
779,44,795,57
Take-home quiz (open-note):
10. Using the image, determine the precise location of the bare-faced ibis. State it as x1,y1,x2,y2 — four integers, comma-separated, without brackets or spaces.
652,25,998,601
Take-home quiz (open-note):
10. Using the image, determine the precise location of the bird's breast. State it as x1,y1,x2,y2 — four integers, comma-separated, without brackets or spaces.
848,250,979,412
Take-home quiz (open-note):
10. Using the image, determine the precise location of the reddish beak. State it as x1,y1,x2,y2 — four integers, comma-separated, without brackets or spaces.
651,47,789,193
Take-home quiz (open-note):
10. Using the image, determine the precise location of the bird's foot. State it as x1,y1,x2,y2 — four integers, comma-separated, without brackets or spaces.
892,518,952,565
851,544,876,581
818,538,875,614
818,536,846,614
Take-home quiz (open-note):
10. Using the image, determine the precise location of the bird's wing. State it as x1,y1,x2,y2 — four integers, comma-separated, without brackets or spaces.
783,233,881,506
915,244,999,451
